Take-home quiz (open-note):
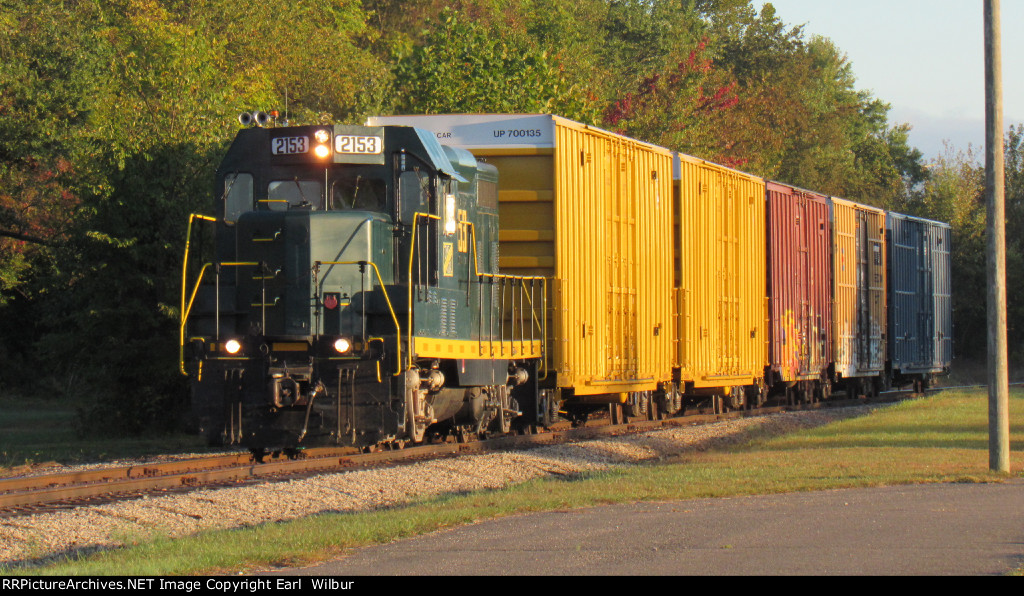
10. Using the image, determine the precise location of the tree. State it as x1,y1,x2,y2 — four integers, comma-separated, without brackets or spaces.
910,143,985,359
603,39,744,166
392,9,599,121
173,0,389,125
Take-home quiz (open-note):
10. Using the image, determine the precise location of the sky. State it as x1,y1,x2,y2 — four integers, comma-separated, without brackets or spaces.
760,0,1023,161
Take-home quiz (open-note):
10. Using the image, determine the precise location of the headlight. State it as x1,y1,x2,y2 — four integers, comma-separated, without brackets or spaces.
313,130,331,159
333,338,352,354
224,339,242,355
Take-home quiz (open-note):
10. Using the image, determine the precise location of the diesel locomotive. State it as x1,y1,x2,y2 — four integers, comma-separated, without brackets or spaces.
180,117,547,452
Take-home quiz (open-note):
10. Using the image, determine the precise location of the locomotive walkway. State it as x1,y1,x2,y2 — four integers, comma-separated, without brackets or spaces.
269,479,1024,576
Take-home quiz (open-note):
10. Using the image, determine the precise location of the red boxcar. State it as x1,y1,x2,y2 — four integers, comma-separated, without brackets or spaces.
765,182,833,403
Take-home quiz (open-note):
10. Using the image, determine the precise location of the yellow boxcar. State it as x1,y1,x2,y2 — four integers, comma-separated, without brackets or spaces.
674,153,768,394
368,115,675,398
829,197,887,381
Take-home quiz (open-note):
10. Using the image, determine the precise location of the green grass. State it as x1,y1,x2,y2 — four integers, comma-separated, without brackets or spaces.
5,387,1024,575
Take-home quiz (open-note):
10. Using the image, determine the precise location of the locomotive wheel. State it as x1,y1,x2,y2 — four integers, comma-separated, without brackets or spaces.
406,390,431,443
491,386,512,435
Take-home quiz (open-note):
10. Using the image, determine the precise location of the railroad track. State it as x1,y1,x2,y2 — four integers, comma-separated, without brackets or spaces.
0,390,923,516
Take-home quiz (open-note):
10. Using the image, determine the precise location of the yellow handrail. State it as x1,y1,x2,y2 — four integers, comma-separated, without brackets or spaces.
179,262,211,375
180,214,216,375
316,260,403,376
406,213,441,370
467,221,548,379
179,260,259,376
404,214,548,377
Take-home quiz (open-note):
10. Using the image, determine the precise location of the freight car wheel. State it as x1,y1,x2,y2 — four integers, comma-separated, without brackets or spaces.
745,382,766,409
657,385,683,417
609,404,624,425
653,389,670,420
819,381,832,402
724,386,746,411
538,389,559,429
625,391,652,419
802,381,816,404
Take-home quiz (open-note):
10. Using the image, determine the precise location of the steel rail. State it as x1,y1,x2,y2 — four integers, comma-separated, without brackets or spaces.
0,389,922,514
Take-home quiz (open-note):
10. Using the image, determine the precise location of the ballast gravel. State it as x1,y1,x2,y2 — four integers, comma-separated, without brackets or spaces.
0,407,875,567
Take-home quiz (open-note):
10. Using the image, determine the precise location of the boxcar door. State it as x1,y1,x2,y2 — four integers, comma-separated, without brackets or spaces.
856,213,871,369
918,226,935,367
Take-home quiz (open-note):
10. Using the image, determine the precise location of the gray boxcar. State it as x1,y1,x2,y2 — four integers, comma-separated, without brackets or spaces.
886,212,952,390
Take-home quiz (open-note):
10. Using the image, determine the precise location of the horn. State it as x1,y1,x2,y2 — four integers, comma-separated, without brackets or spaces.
238,112,254,126
253,111,270,127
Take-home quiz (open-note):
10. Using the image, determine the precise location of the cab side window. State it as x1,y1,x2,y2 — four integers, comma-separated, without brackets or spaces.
223,173,253,224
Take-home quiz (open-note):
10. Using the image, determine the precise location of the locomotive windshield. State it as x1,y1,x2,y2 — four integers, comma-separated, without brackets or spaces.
330,171,387,211
267,179,321,210
221,167,391,222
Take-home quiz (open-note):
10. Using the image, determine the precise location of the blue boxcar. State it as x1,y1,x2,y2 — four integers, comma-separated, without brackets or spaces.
886,212,953,389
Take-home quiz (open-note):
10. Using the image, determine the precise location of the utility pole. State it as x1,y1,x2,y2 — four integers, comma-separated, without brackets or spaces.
984,0,1009,473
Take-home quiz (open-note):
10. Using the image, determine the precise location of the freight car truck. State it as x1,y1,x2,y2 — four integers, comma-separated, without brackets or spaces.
368,114,676,423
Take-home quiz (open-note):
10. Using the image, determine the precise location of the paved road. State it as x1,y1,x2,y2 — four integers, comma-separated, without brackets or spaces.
267,480,1024,576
